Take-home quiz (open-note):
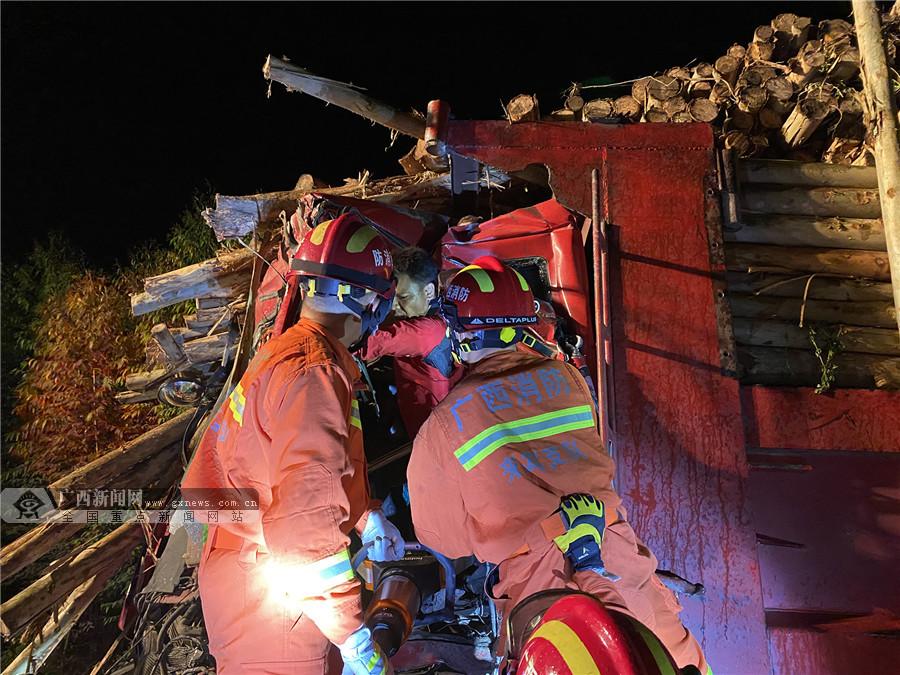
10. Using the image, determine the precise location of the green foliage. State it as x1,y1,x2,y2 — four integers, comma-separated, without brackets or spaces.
809,324,844,394
4,188,220,481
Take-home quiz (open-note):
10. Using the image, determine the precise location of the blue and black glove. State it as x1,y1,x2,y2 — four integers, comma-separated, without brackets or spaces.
553,493,619,580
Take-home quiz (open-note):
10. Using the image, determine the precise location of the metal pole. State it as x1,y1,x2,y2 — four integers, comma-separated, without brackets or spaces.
591,169,609,453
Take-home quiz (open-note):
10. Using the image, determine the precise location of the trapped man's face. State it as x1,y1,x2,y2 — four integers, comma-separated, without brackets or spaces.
393,272,435,318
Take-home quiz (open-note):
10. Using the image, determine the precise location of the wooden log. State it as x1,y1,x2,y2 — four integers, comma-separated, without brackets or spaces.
613,95,642,120
714,55,742,86
827,46,861,81
726,271,894,302
736,159,878,187
688,80,713,100
507,94,540,122
548,108,577,121
184,332,234,364
49,411,193,495
727,43,747,60
0,524,144,637
709,81,733,106
853,0,900,337
666,66,692,82
723,131,752,156
631,77,650,104
747,40,776,63
823,138,867,165
737,86,769,113
771,13,799,60
726,243,893,281
582,98,615,121
750,134,771,155
131,248,253,316
150,323,188,369
758,106,785,129
662,96,688,116
781,98,833,147
733,318,900,355
643,108,670,123
791,16,814,51
1,570,117,675
788,40,827,87
741,64,778,87
263,56,425,140
754,24,777,44
564,92,585,113
646,75,682,109
115,390,158,404
197,297,230,310
729,294,897,328
0,519,83,582
726,213,886,250
741,185,882,218
689,98,720,123
671,111,694,124
765,76,795,104
728,108,757,131
125,368,168,391
819,19,854,46
738,345,900,389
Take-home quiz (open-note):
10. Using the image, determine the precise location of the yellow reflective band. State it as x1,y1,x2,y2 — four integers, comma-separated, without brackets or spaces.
228,384,246,426
366,650,385,675
554,522,603,553
337,283,351,301
346,225,379,253
500,327,517,343
308,278,317,295
460,342,472,352
310,220,332,245
350,399,362,430
512,268,530,292
454,405,595,471
304,548,356,589
530,619,600,675
459,265,494,292
634,621,679,675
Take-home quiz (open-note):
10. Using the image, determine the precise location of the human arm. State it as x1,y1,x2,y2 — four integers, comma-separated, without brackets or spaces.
358,315,448,362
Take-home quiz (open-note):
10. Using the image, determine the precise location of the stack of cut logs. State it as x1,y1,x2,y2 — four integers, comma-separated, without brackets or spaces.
726,158,899,389
509,10,900,164
117,248,253,405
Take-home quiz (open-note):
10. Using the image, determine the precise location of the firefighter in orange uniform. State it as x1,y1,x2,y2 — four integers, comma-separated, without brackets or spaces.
406,257,710,674
182,214,403,674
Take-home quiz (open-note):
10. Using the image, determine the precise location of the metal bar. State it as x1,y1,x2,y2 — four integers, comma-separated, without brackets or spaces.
591,168,608,454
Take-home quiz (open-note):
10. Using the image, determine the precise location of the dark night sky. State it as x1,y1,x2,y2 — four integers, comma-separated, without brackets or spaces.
2,2,849,267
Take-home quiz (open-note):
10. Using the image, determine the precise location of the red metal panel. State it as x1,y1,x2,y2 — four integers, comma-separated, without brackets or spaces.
767,628,900,675
748,451,900,615
444,120,770,674
742,386,900,452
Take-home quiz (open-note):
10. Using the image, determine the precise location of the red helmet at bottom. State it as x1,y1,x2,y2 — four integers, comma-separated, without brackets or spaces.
511,592,681,675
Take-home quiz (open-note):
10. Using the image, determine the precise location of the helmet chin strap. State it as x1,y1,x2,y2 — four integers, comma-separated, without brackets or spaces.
300,277,394,352
451,326,524,361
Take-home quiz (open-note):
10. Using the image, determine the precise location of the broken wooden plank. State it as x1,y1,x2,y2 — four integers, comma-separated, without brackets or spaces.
263,55,425,137
130,248,252,316
150,324,188,369
0,524,144,637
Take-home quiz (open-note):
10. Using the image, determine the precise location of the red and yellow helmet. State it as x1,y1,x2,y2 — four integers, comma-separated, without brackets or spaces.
512,592,680,675
440,257,537,356
291,213,396,347
291,213,395,299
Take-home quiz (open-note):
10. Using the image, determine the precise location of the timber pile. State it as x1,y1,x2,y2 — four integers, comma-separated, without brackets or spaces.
528,9,900,165
726,158,899,390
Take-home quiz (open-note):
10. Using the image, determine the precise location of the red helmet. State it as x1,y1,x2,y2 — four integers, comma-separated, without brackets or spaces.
440,256,537,356
291,213,396,346
511,592,680,675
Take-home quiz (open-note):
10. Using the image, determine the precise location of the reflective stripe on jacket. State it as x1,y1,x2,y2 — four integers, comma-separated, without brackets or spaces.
408,350,619,566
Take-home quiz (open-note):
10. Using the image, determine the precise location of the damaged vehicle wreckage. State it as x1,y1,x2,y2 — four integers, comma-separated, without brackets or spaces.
2,5,900,675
